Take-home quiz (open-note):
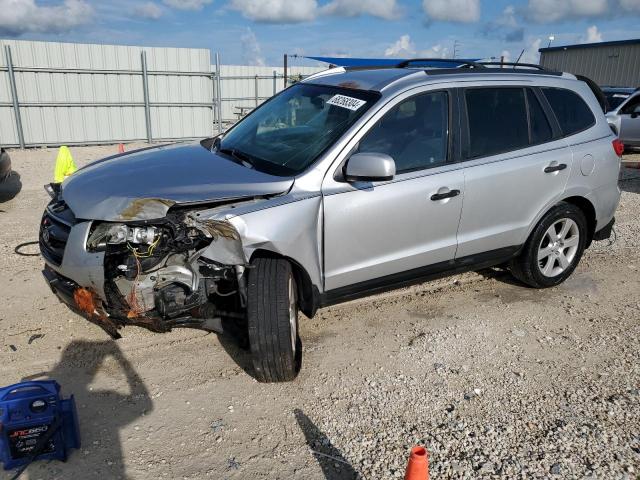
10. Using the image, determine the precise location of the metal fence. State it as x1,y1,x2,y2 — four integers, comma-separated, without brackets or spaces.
216,64,323,126
0,39,325,148
0,39,217,148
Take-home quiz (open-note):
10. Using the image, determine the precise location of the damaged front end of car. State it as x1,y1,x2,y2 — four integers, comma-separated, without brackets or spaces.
42,199,251,340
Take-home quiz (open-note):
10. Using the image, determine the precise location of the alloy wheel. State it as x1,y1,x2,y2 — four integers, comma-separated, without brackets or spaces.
537,218,580,277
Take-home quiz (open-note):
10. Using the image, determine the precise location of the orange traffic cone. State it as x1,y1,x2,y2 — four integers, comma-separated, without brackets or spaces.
118,143,125,153
405,446,429,480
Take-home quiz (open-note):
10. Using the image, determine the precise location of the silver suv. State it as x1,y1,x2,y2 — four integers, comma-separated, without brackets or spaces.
40,60,621,382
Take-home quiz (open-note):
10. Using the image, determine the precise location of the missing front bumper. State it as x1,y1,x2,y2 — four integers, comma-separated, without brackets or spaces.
42,266,122,339
42,266,226,339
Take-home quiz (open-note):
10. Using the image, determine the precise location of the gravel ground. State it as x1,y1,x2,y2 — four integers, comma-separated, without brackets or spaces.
0,145,639,479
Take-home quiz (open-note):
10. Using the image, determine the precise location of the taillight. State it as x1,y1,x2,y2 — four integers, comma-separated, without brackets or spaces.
612,138,624,157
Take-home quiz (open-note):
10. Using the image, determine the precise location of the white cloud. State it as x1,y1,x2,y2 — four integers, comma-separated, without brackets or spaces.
526,0,608,22
422,0,480,23
384,34,449,59
229,0,317,23
501,50,512,62
135,1,163,19
580,25,603,43
421,43,449,58
521,37,542,64
482,5,523,42
322,0,401,20
162,0,212,10
241,28,265,66
384,34,415,57
0,0,92,36
496,5,518,28
620,0,640,11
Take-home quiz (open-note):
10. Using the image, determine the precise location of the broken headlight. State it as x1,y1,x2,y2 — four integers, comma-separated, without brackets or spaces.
87,223,159,250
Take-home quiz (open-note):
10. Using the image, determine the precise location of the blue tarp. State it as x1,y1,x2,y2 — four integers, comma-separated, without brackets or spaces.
304,56,480,68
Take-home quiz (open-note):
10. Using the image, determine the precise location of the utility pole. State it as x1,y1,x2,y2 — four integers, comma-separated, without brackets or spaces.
283,53,288,88
452,40,460,59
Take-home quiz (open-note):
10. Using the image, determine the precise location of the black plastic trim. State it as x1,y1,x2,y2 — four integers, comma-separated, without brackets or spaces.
544,163,567,173
345,174,394,182
424,68,562,77
593,217,615,241
318,245,521,308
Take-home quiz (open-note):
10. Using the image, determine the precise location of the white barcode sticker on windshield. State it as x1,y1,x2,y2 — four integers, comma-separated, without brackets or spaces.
326,94,367,111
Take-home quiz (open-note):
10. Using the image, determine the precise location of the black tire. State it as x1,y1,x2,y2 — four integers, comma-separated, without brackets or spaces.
247,257,301,382
510,202,587,288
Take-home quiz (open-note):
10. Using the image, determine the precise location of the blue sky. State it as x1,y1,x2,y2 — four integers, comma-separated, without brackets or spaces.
1,0,639,67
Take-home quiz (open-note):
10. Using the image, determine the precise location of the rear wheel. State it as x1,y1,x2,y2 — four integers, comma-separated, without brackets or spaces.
510,203,587,288
247,257,301,382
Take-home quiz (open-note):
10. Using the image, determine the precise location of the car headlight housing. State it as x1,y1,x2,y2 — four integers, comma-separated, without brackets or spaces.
87,223,159,250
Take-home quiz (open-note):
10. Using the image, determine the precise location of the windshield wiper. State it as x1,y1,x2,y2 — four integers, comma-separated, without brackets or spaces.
217,147,255,169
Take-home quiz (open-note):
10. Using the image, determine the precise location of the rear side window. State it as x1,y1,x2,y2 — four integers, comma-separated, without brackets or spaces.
542,88,595,136
465,88,529,158
527,89,553,144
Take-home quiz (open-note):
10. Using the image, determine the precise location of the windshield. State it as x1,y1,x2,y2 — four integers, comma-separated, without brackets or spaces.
218,83,379,176
605,92,631,110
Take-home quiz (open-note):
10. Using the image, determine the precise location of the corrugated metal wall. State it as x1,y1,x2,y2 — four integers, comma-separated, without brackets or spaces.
540,43,640,87
0,39,214,147
0,39,328,147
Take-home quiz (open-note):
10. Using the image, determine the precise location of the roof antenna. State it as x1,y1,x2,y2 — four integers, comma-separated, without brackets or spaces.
513,49,525,68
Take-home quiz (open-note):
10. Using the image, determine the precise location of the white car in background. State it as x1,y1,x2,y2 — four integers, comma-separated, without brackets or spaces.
607,90,640,150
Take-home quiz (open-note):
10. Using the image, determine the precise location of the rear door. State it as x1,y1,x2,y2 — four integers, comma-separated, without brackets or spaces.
456,86,573,259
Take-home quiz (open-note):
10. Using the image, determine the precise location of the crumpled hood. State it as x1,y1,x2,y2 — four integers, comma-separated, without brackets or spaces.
61,142,294,221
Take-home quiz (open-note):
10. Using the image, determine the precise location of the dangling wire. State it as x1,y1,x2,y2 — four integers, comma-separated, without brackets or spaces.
126,235,161,259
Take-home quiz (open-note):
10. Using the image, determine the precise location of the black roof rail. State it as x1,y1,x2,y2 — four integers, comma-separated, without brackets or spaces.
396,58,485,69
421,68,563,77
477,61,550,71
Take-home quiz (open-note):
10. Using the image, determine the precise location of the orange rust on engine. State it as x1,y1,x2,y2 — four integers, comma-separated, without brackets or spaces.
74,287,98,316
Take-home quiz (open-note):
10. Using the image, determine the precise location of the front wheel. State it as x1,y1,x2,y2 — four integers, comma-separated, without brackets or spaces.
510,203,587,288
247,257,302,382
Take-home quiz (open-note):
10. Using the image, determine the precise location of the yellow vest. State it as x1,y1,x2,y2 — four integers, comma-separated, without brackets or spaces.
54,146,77,183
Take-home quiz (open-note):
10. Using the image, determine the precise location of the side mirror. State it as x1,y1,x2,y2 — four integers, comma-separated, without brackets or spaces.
344,152,396,182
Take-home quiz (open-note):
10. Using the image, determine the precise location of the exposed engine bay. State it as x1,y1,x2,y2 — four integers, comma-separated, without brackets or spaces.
84,209,248,338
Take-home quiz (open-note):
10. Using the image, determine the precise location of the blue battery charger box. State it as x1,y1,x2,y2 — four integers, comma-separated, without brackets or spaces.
0,380,80,471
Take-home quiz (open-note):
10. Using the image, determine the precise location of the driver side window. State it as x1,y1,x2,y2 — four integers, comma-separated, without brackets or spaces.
357,91,449,174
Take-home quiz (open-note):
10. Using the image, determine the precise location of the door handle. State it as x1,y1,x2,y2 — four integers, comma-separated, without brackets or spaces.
544,163,567,173
430,189,460,201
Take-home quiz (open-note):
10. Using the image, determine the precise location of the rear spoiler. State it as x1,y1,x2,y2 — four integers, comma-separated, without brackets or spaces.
576,74,608,113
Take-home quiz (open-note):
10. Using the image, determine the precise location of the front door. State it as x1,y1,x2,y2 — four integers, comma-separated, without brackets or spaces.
618,94,640,145
322,90,464,291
